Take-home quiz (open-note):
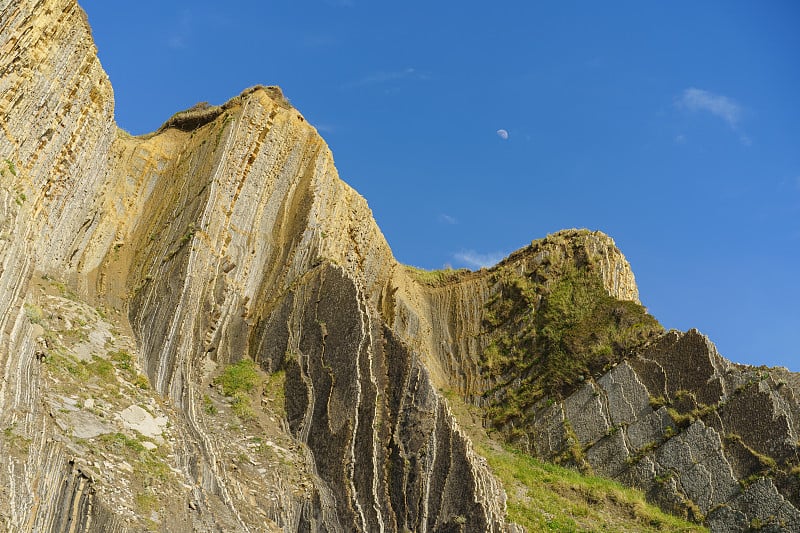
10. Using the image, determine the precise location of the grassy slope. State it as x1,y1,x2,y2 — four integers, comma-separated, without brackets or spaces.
442,390,706,532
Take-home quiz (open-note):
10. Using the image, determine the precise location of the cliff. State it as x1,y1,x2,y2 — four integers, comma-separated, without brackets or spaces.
0,1,797,532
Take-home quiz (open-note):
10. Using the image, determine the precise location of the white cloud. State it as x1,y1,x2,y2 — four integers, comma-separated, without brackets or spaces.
453,250,505,269
438,214,457,225
674,134,686,144
167,10,193,49
677,88,742,128
313,123,336,133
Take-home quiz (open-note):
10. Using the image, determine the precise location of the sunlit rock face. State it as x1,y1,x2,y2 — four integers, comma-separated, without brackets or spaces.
1,1,798,532
0,1,508,531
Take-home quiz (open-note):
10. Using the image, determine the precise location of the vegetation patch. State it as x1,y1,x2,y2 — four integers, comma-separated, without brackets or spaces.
214,359,262,421
482,262,662,428
263,370,286,415
215,359,260,396
99,432,147,454
3,158,17,176
480,444,706,532
134,491,159,512
3,424,31,453
24,303,44,324
405,265,469,286
440,388,705,532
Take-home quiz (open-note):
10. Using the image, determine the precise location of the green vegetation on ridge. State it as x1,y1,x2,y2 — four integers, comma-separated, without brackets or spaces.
214,359,262,420
481,256,662,434
405,265,470,286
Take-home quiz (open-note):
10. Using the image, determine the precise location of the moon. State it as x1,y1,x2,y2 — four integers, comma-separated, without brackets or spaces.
496,129,509,140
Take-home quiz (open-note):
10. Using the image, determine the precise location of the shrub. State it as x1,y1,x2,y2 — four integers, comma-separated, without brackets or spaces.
24,303,44,324
481,264,662,428
215,359,260,396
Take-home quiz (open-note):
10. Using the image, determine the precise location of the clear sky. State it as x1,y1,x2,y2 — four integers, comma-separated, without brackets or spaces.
79,1,799,371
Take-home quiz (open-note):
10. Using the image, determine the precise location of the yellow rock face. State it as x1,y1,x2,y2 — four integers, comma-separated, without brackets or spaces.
0,1,653,531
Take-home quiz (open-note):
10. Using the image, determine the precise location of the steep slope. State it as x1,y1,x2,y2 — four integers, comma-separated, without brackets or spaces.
0,1,797,532
0,1,508,531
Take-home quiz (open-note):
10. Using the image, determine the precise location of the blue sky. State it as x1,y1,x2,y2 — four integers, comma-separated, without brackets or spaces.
79,1,799,371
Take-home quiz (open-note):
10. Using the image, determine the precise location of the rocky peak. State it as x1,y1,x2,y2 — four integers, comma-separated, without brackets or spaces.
1,1,798,532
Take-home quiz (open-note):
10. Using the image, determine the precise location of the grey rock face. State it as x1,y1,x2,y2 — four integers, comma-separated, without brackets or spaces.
258,264,509,532
2,0,798,531
522,328,800,531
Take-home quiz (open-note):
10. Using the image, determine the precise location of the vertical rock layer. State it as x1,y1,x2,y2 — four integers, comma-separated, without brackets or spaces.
1,0,798,532
0,0,509,530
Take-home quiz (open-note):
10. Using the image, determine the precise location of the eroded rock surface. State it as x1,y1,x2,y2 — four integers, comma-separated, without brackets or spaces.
0,0,510,530
519,329,800,532
1,0,798,532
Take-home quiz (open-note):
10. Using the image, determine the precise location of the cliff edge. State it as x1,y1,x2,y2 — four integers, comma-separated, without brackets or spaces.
1,1,798,532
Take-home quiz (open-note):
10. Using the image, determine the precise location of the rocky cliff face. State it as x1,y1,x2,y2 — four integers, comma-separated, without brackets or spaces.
516,330,800,531
0,1,508,531
0,1,798,532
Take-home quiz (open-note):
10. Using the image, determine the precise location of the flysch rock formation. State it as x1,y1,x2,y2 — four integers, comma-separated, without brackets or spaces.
0,1,509,531
0,0,798,532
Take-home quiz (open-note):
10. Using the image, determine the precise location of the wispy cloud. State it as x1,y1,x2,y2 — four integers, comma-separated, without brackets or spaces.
453,250,505,269
438,214,457,225
676,88,742,128
342,68,428,89
313,123,336,134
167,10,193,49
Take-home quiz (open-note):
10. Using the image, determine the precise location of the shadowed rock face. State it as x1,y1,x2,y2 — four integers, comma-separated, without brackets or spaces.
257,264,506,532
521,329,800,532
0,1,508,531
0,1,798,532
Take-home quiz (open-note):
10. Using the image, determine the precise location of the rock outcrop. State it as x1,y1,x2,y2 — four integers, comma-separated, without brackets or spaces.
1,0,798,532
512,329,800,532
0,1,508,530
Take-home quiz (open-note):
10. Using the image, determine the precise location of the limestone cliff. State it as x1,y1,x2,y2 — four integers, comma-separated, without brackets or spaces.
0,1,507,530
0,0,798,532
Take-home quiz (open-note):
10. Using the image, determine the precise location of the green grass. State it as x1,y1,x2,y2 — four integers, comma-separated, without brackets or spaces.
2,424,31,453
202,394,217,415
99,432,147,453
482,264,663,427
231,392,255,420
134,491,159,512
405,265,469,286
110,349,133,371
263,370,286,414
88,356,115,379
439,389,704,532
480,444,706,532
24,303,44,324
215,359,260,396
214,359,262,420
1,158,16,177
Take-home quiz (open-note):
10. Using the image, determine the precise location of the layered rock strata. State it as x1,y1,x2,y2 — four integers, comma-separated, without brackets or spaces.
0,0,509,530
516,330,800,532
1,0,798,532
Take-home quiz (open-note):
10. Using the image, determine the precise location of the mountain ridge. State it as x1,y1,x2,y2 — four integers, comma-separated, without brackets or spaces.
1,1,798,531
